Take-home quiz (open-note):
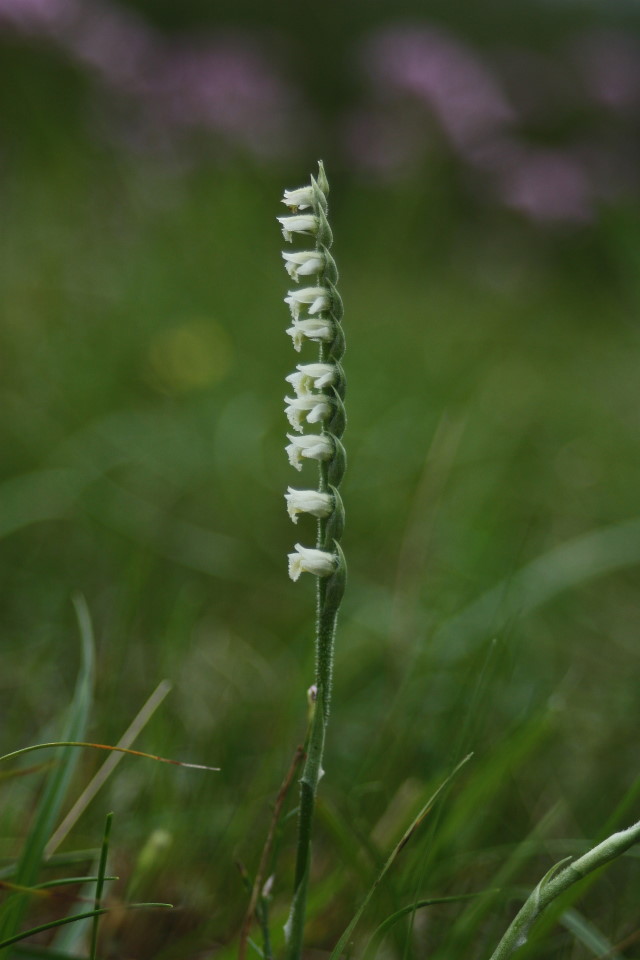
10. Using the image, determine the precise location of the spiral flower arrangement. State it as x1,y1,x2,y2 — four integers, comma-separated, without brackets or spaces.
277,162,346,958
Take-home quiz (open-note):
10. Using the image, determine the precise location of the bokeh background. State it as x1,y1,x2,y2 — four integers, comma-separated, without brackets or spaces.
2,0,640,957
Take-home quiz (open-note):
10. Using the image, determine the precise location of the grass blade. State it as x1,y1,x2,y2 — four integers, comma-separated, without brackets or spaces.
0,595,95,950
45,681,172,856
0,743,218,772
363,891,494,960
0,904,172,952
89,813,113,960
328,754,472,960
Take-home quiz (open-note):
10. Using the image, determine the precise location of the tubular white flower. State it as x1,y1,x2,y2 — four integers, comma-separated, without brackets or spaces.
284,286,330,320
278,214,318,242
284,394,332,432
285,363,336,395
285,433,334,470
282,250,325,282
285,488,333,523
282,186,315,210
286,318,334,352
288,543,336,581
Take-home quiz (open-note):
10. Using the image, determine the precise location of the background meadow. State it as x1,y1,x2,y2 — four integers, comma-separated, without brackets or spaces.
2,0,640,957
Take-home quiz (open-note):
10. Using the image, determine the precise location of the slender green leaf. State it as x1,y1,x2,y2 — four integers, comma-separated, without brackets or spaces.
328,755,472,960
0,904,172,952
560,908,623,960
363,891,494,960
90,813,113,960
0,596,95,952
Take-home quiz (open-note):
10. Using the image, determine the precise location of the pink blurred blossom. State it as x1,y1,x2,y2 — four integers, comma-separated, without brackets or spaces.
571,29,640,115
360,24,514,152
498,149,593,223
0,0,301,157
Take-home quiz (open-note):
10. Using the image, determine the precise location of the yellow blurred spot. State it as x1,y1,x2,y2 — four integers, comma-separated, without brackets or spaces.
148,319,233,393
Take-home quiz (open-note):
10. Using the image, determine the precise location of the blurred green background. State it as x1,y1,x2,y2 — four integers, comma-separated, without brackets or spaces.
2,0,640,957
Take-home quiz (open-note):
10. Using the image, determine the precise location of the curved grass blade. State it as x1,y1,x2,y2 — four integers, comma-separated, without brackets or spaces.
363,891,494,960
0,595,95,950
46,680,172,856
328,755,472,960
0,878,117,902
0,904,172,952
0,743,218,772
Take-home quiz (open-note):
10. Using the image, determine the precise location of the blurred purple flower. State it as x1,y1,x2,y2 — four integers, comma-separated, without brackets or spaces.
0,0,302,157
359,24,514,153
59,1,155,89
0,0,76,34
136,35,299,156
571,30,640,115
343,107,427,178
497,148,593,223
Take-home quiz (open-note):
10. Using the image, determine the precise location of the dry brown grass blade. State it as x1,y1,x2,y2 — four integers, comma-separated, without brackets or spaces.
238,745,305,960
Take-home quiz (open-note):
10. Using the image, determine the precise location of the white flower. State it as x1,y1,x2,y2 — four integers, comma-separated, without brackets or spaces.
288,543,336,581
284,286,330,320
286,318,333,352
284,394,332,432
286,363,336,395
278,214,318,242
285,433,334,470
285,488,333,523
282,250,325,282
282,186,315,210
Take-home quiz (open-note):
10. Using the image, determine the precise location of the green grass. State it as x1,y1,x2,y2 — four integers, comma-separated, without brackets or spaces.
1,97,640,957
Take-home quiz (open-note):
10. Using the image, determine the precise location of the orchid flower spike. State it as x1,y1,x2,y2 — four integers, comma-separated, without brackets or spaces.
277,161,346,960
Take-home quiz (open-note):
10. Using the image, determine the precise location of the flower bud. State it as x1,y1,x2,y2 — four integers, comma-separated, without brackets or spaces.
288,543,336,581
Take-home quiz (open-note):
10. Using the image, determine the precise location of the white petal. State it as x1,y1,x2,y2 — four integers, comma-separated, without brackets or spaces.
285,488,333,523
288,543,336,581
285,286,330,319
277,214,318,242
286,319,333,351
306,401,331,424
286,363,336,394
285,433,333,465
282,186,315,210
282,250,325,282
